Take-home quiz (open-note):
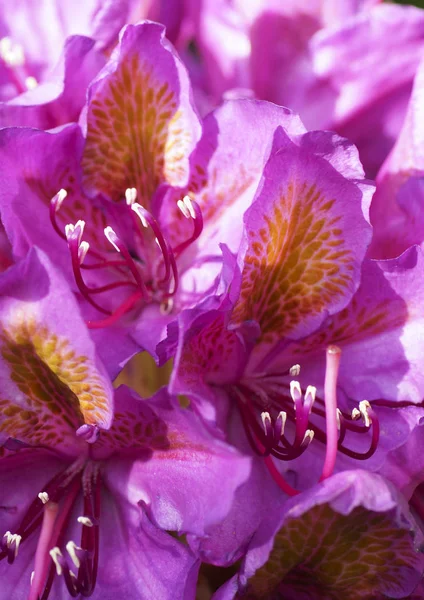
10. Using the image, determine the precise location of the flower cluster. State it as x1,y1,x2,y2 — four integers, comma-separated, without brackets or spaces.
1,1,424,599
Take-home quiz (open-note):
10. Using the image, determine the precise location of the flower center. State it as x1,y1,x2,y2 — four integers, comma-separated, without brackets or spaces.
50,188,203,328
234,346,380,496
1,457,102,599
0,37,37,97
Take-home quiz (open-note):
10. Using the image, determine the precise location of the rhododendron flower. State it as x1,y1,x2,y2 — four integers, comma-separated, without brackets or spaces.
0,0,119,128
0,0,186,128
172,117,374,482
183,1,424,177
370,57,424,259
0,248,250,599
0,21,310,358
0,20,204,356
171,112,424,500
213,470,424,600
166,112,424,583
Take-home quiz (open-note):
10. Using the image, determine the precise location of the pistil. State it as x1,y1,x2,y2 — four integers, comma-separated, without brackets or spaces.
29,501,59,600
320,345,341,481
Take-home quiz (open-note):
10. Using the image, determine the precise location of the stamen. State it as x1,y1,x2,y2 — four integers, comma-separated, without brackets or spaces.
49,189,68,240
104,226,148,295
38,492,49,505
53,189,68,211
160,297,174,314
49,547,63,576
274,411,287,439
177,195,195,219
25,75,37,89
336,408,342,431
320,345,341,481
304,385,316,414
131,203,175,288
49,547,80,597
63,568,79,597
337,403,380,460
351,408,361,420
302,429,315,446
290,381,312,445
359,400,371,428
66,223,111,315
173,197,203,258
66,541,82,569
260,411,272,436
125,187,138,206
77,516,94,527
65,220,86,247
103,225,120,253
77,469,101,595
289,364,300,377
2,531,22,561
290,381,302,403
78,241,90,265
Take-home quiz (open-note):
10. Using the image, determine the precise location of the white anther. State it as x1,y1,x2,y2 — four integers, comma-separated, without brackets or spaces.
53,188,67,211
305,385,316,405
75,219,85,234
0,37,12,54
65,223,74,238
65,220,85,245
336,408,342,430
177,200,189,218
302,429,315,445
3,531,22,558
160,298,174,314
77,516,94,527
12,534,21,557
260,411,271,434
38,491,49,504
275,411,287,437
49,547,63,576
289,364,300,377
104,226,121,252
351,408,361,420
290,380,302,403
66,540,82,569
359,400,372,428
78,241,90,265
25,76,38,90
0,37,25,67
177,195,196,219
125,187,137,205
30,571,35,585
131,202,149,228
